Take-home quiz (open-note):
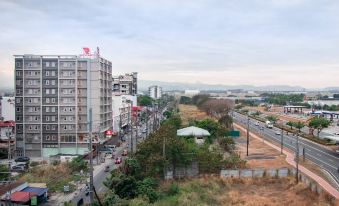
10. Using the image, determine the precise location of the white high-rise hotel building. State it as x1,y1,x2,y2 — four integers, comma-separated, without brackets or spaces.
14,52,112,157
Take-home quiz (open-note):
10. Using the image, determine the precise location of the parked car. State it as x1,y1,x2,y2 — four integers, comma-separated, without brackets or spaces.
11,165,26,172
15,157,30,162
254,122,259,126
99,147,112,155
122,149,128,156
275,131,281,135
107,145,116,150
115,157,122,164
260,127,264,130
142,129,147,133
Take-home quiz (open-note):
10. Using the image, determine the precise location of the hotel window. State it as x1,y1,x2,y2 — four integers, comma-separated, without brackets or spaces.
51,62,56,67
51,71,55,76
16,62,21,67
16,71,21,76
51,107,55,112
51,80,56,85
51,125,56,130
16,107,20,112
45,80,49,85
46,135,50,140
51,89,55,94
51,98,55,103
46,125,50,130
46,89,50,94
46,116,50,121
51,116,55,121
46,98,50,103
16,98,21,103
16,89,21,94
46,107,50,112
46,71,50,76
46,62,50,67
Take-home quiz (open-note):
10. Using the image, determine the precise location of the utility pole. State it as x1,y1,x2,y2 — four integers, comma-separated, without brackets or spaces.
163,132,166,179
280,127,283,154
136,107,138,143
89,108,94,204
129,100,134,153
295,133,299,183
246,116,250,156
119,113,122,141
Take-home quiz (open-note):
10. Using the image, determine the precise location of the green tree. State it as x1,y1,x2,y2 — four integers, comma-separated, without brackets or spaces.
104,171,138,199
266,115,278,124
67,156,88,173
163,111,172,119
308,117,331,137
194,119,226,143
218,114,233,129
138,95,153,106
136,178,159,203
286,121,295,129
0,164,9,181
197,145,223,173
179,96,192,105
295,121,305,132
218,137,235,152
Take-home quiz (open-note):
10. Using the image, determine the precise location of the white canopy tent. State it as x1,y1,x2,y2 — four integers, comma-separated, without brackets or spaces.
177,126,211,137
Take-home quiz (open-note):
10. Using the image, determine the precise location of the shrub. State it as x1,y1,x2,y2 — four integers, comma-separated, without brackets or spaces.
30,161,39,167
168,183,180,196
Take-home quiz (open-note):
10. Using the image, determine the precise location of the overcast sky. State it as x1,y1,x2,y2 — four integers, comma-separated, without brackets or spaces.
1,0,339,88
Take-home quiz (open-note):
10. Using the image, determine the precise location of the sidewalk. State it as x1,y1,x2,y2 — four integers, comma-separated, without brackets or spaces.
235,123,339,199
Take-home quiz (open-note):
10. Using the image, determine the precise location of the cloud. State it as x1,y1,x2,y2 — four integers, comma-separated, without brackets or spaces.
0,0,338,88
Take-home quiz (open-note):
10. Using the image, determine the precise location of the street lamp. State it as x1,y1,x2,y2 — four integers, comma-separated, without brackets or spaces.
246,115,250,156
295,132,300,183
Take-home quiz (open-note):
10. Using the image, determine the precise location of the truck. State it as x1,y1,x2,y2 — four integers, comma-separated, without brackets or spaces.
265,121,273,129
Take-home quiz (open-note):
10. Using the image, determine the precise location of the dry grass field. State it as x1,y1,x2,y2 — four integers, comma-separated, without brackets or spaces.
178,104,211,126
146,177,336,206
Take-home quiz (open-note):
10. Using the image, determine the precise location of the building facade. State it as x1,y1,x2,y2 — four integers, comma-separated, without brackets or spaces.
14,54,112,157
112,72,137,95
149,85,162,99
111,95,136,134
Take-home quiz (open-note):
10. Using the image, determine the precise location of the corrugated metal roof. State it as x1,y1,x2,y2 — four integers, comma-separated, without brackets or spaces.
177,126,211,137
21,187,48,196
11,191,34,202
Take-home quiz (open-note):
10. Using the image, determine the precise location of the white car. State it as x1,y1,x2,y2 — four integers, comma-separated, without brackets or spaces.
254,122,259,126
333,132,339,136
275,131,281,135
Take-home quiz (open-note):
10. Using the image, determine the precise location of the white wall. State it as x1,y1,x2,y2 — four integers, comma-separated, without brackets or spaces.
1,97,15,121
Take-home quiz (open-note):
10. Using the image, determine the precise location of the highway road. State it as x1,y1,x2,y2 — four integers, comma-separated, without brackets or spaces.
233,112,339,190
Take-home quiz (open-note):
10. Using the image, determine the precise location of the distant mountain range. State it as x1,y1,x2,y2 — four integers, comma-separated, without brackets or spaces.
139,80,339,92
